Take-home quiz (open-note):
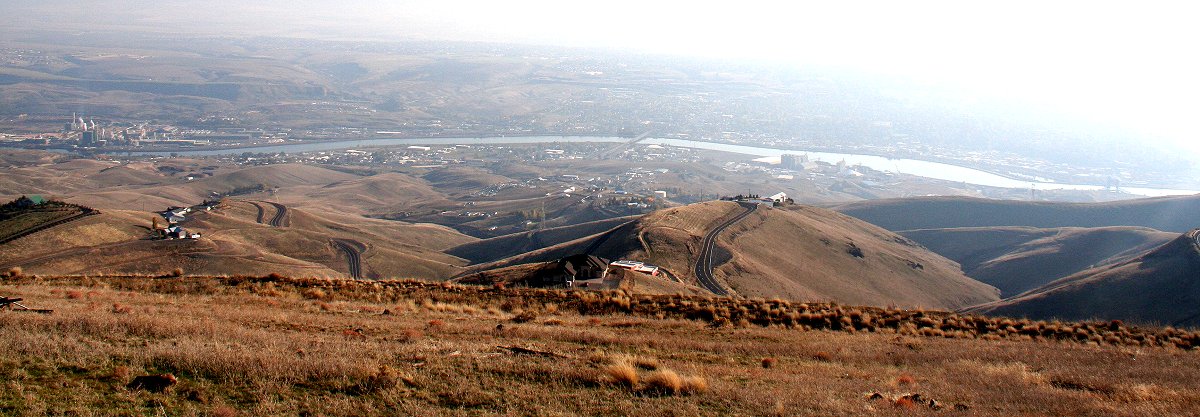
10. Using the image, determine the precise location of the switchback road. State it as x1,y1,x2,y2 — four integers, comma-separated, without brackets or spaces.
694,202,758,295
331,238,365,279
265,201,289,227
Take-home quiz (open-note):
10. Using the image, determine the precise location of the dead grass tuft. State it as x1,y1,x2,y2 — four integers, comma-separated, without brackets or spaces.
641,369,683,396
896,373,916,387
602,362,639,389
813,351,833,362
632,356,659,370
680,374,709,394
301,288,329,300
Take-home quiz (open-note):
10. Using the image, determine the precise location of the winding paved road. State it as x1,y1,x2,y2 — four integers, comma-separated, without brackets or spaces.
248,201,266,224
331,238,365,279
265,201,289,227
693,202,758,296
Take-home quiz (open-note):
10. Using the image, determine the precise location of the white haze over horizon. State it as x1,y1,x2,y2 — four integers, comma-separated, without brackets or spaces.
4,0,1198,160
396,1,1200,159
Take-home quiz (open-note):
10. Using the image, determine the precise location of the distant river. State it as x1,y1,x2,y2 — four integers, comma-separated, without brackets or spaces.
113,135,1197,197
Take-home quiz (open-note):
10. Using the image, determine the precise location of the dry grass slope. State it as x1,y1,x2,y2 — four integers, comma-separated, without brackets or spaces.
0,273,1197,416
466,201,999,309
970,231,1200,326
903,226,1176,297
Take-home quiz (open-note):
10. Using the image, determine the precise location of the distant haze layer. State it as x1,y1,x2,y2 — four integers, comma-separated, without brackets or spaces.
1,0,1198,160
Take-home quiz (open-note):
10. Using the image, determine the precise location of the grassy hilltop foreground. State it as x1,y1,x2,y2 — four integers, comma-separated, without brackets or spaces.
1,273,1198,416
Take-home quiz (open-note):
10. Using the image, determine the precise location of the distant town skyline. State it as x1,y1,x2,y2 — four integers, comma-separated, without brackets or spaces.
2,0,1197,158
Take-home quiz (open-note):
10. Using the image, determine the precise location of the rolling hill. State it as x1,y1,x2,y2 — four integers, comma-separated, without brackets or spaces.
291,172,455,214
0,200,477,280
902,226,1175,297
188,201,475,279
967,230,1200,326
465,201,999,309
0,208,342,277
420,166,516,197
832,195,1200,233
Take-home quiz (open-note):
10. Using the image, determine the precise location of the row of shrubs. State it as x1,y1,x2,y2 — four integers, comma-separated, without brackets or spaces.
8,273,1200,350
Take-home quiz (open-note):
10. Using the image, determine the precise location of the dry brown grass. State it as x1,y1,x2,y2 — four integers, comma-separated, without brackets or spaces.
642,369,683,395
0,274,1197,415
681,374,709,395
602,362,639,389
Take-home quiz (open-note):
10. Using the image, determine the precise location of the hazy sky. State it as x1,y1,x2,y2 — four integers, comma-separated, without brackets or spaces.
5,0,1198,156
394,1,1198,154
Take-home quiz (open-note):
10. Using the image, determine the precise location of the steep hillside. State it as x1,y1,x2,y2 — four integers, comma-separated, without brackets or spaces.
712,204,998,309
469,201,999,309
903,226,1175,297
967,230,1200,326
832,195,1200,232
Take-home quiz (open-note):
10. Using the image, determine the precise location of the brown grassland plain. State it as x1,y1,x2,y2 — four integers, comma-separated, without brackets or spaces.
1,274,1198,416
